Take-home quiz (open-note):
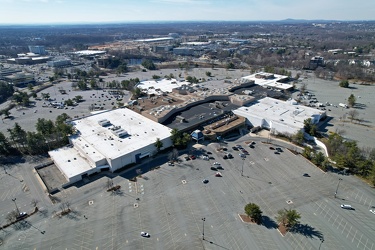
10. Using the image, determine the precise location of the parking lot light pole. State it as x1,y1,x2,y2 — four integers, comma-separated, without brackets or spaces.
334,178,343,198
25,221,45,234
319,238,324,250
12,198,20,214
241,157,245,177
202,217,206,240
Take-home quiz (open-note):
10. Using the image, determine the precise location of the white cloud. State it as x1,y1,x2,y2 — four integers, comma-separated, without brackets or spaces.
150,0,211,4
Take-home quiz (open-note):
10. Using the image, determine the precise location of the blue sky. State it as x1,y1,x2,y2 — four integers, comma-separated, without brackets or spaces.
0,0,374,24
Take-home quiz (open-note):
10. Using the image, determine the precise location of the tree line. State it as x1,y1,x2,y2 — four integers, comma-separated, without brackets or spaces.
0,113,73,158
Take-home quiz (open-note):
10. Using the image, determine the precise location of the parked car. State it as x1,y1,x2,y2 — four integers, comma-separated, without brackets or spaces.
275,147,283,152
211,167,217,171
213,162,220,165
232,146,239,151
303,173,310,177
370,209,375,215
190,155,196,160
269,146,275,150
340,204,354,210
239,153,246,158
202,179,209,184
215,172,222,177
227,153,233,159
141,232,150,238
17,212,28,219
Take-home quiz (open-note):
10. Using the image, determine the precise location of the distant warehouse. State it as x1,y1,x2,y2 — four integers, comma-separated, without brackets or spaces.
233,97,326,135
49,108,173,184
47,59,71,68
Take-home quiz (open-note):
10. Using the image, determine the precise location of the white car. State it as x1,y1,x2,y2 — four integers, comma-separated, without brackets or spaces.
340,204,353,210
370,209,375,215
213,162,220,165
141,232,150,238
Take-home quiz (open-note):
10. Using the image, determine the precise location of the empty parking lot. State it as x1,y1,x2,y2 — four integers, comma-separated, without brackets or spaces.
2,136,374,249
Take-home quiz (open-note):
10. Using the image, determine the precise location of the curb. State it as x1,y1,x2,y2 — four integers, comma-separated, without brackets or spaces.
32,169,49,193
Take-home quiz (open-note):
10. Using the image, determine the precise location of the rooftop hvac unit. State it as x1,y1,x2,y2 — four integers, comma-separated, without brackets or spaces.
98,119,111,127
113,128,128,138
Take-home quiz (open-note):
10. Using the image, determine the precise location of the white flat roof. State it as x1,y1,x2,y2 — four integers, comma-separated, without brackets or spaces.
73,50,106,56
241,72,292,90
71,108,172,161
233,97,325,130
136,78,183,94
135,37,174,42
49,146,95,180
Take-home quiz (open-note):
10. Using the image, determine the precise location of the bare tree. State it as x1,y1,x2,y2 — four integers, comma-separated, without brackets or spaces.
347,109,359,123
59,201,71,213
106,179,113,189
31,199,39,208
168,152,173,161
300,83,307,95
172,148,179,160
6,211,18,223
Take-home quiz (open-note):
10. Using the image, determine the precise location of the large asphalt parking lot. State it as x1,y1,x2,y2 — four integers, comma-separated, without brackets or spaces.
1,136,374,249
294,74,375,149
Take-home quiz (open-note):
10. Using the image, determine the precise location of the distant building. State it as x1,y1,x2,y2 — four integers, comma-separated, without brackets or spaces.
198,35,208,42
72,50,106,58
0,67,22,80
173,47,194,56
47,59,71,68
309,56,325,69
240,72,293,91
152,45,173,53
28,45,47,55
168,33,180,38
3,72,35,86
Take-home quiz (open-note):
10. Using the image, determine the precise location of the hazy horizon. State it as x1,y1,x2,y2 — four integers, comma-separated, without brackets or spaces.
0,0,374,25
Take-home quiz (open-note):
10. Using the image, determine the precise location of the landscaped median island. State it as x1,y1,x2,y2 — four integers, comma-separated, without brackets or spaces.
1,207,38,230
239,203,302,237
275,209,301,236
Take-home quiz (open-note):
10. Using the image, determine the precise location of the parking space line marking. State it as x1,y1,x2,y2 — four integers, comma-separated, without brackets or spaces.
357,234,363,247
364,238,368,250
341,221,347,233
346,225,352,238
352,230,357,242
